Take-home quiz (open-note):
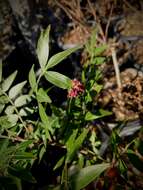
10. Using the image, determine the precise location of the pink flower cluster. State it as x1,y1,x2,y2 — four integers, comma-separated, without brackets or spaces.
68,79,84,98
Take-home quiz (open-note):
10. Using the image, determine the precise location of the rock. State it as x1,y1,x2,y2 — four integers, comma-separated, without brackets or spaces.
0,0,15,60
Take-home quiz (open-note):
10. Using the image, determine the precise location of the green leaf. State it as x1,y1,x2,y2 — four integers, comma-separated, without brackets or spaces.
45,71,72,89
66,129,78,152
46,46,81,70
85,111,99,121
78,153,85,169
118,159,127,174
0,176,22,190
85,109,112,121
13,152,35,160
0,139,9,153
0,140,16,172
0,104,5,114
92,83,103,93
19,107,34,116
39,103,52,140
85,92,92,103
127,149,143,172
70,163,110,190
0,114,18,129
94,44,107,56
14,95,31,107
0,95,9,104
29,65,37,92
39,145,46,163
66,128,88,163
18,140,34,151
93,57,105,65
54,156,65,171
5,105,15,114
99,109,112,117
8,81,27,99
36,26,50,69
39,103,50,127
0,60,2,82
7,114,19,126
37,88,51,103
85,29,97,54
8,166,36,183
0,116,11,129
2,71,17,92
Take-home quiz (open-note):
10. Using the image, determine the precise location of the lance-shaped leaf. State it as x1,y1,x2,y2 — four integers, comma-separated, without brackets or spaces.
85,109,112,121
66,129,78,151
70,163,110,190
66,128,88,163
29,65,37,92
45,71,72,89
2,71,17,92
54,156,65,171
13,152,35,160
36,26,50,69
8,81,27,99
46,46,81,70
39,103,52,141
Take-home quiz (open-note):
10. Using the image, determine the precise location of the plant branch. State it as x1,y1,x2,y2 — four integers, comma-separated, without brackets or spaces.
111,46,122,89
87,0,106,42
2,91,28,133
0,134,26,142
105,4,113,40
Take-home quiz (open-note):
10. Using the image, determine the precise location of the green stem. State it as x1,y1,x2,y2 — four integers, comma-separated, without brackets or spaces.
29,69,44,96
0,134,26,142
2,91,28,133
67,98,73,116
61,162,68,190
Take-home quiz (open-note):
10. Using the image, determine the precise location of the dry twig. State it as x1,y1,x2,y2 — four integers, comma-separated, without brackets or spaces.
111,46,122,89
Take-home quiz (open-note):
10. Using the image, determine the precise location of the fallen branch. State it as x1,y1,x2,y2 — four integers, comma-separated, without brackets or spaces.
111,46,122,89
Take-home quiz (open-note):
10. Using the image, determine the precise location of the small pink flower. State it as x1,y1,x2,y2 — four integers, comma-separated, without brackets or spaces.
68,79,84,98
